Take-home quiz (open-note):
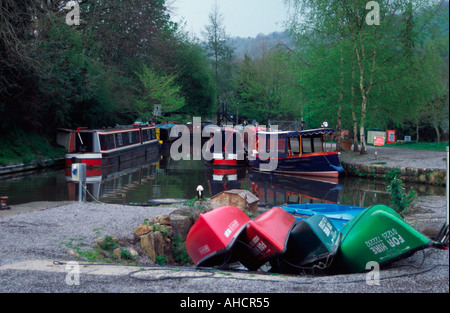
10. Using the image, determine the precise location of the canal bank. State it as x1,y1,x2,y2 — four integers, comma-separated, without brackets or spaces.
339,145,448,185
0,158,64,179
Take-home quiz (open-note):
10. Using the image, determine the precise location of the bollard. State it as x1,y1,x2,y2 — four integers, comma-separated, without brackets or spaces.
0,196,11,210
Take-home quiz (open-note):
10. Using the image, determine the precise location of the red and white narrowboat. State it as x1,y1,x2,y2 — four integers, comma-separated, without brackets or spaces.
57,124,160,176
203,127,247,167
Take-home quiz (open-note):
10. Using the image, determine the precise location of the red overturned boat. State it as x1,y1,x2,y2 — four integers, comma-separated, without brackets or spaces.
185,206,250,267
234,207,297,271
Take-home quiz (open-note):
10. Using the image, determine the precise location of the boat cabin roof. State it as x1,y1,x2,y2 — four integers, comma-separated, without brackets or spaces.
256,128,335,138
58,124,154,134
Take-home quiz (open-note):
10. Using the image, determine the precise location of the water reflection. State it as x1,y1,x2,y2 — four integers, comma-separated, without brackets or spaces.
0,142,446,208
248,171,342,207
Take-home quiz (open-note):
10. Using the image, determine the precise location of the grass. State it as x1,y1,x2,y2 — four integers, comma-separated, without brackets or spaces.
62,234,137,264
385,141,449,152
0,129,66,166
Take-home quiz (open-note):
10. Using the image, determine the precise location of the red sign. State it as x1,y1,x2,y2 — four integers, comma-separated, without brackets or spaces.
374,136,385,146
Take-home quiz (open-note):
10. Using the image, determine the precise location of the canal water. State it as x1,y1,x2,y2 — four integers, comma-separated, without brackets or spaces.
0,144,445,208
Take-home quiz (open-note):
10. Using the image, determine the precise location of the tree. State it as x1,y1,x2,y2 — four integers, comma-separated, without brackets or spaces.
202,3,235,116
284,0,448,153
137,65,186,120
172,38,216,118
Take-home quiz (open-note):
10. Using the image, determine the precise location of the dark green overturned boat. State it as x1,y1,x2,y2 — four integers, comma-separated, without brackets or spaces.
330,204,445,274
271,214,341,275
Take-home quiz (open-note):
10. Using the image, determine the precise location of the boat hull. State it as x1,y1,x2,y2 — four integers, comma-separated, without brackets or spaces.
186,206,250,267
204,158,247,167
330,204,432,274
272,214,341,274
65,140,160,174
234,207,297,271
280,203,366,230
249,153,343,178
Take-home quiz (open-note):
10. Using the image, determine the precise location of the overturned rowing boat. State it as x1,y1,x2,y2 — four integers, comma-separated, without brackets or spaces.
185,204,448,274
185,206,250,267
329,204,446,274
233,207,297,271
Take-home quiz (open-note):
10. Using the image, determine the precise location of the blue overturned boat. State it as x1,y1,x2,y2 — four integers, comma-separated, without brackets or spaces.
278,203,366,231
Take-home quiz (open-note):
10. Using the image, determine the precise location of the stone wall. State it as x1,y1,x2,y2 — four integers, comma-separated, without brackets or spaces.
342,162,447,185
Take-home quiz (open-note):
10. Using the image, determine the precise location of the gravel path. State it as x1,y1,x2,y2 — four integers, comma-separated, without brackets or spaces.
0,202,175,266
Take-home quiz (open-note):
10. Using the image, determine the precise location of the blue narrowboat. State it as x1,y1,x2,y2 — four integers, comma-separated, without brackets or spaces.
248,128,344,178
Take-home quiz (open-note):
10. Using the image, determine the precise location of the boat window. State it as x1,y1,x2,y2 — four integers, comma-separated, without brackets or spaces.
131,131,140,144
142,129,150,142
76,133,92,152
289,137,300,155
122,132,131,146
116,133,124,147
263,135,286,155
99,134,115,151
141,128,156,142
287,194,300,204
128,132,133,144
304,136,323,153
314,136,324,152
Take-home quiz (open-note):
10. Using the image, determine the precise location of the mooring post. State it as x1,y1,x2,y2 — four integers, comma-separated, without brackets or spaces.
71,163,87,203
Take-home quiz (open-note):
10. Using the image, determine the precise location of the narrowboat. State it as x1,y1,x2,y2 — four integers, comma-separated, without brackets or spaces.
57,124,160,174
156,123,179,144
204,127,247,167
247,127,344,178
185,206,250,267
330,204,447,274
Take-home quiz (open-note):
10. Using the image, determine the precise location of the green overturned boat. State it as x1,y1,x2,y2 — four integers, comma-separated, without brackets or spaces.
330,204,446,274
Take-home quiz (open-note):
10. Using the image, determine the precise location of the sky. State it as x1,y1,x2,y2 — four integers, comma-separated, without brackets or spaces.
169,0,289,38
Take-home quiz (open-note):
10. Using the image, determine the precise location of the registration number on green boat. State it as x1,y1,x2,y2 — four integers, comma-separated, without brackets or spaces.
365,228,406,255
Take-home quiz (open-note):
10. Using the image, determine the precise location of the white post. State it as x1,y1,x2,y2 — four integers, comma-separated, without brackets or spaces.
79,163,86,203
72,163,87,202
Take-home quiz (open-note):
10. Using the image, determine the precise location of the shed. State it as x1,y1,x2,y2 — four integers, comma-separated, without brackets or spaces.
211,189,259,214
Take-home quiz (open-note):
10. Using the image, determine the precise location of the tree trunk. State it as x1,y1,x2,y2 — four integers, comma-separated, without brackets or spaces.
350,62,359,152
416,117,420,143
433,116,441,143
336,49,344,152
359,97,367,154
336,108,342,151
